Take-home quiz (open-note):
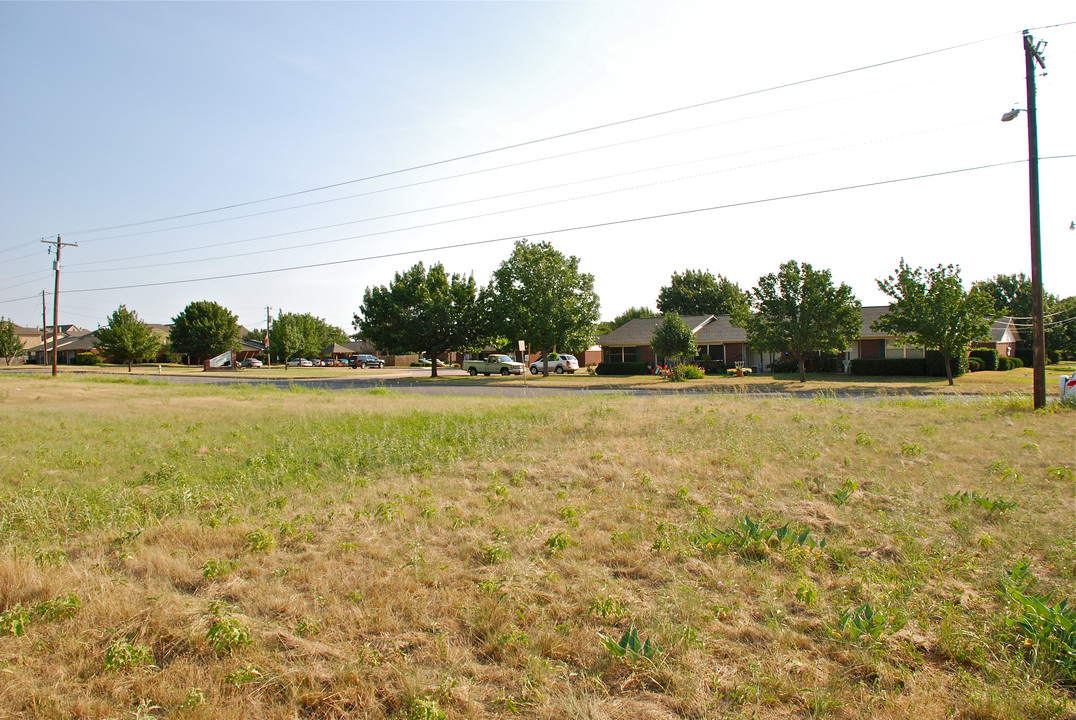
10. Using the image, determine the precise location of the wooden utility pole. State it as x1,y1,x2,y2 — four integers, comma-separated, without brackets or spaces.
1022,30,1047,409
266,305,272,368
41,290,47,366
41,235,77,377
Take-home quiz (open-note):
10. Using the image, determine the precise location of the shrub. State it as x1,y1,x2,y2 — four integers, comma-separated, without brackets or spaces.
1014,347,1033,368
668,364,705,381
849,358,927,376
73,352,101,366
998,356,1012,371
595,362,650,376
769,360,799,373
967,357,983,372
969,348,999,371
1011,357,1024,369
697,359,727,374
925,350,968,378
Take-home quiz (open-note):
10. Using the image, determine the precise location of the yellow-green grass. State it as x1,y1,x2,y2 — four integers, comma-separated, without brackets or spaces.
0,376,1073,719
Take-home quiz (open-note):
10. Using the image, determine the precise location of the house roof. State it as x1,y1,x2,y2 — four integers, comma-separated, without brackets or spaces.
988,317,1020,343
858,306,890,338
321,343,354,356
598,315,712,346
694,315,748,344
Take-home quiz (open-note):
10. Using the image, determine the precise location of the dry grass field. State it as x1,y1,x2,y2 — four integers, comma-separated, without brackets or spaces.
0,375,1073,720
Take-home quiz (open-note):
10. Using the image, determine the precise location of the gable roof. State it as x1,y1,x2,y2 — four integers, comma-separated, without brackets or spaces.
598,315,712,346
988,316,1020,343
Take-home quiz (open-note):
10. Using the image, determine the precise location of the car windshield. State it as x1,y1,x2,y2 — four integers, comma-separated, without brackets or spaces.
491,355,511,362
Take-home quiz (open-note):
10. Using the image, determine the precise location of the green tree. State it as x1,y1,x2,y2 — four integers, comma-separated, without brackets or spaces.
1045,296,1076,357
596,306,657,336
657,269,749,318
269,312,347,364
743,260,861,383
649,312,697,365
0,318,22,366
95,305,162,372
355,262,483,378
972,273,1066,356
875,260,994,385
487,239,601,376
169,301,240,364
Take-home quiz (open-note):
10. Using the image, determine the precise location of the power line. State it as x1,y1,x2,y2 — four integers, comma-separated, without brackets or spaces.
61,156,1067,295
53,30,1012,238
66,118,993,275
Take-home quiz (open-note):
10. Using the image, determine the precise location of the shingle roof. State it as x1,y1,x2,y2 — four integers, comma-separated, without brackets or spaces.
988,316,1019,343
694,315,748,343
598,315,712,346
858,306,890,338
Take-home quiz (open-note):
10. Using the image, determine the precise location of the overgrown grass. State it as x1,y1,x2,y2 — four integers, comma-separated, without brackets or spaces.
0,375,1073,719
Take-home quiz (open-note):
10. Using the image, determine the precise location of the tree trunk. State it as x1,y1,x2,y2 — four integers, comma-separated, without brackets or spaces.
430,351,438,379
542,346,549,376
128,362,132,373
943,352,954,386
798,356,807,383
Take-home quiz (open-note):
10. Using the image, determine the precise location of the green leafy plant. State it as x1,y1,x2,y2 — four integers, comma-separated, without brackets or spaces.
943,490,1016,514
545,531,571,555
1045,465,1074,482
243,528,276,552
103,639,154,670
998,582,1076,685
692,516,826,561
900,442,922,456
224,663,261,685
835,603,904,641
0,605,30,637
832,479,858,507
206,613,253,655
33,592,81,622
599,625,662,664
795,578,819,608
201,557,238,579
589,595,630,621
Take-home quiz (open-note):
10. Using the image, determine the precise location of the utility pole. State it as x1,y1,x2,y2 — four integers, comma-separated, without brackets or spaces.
1022,30,1047,410
265,305,272,368
41,235,77,377
41,290,47,366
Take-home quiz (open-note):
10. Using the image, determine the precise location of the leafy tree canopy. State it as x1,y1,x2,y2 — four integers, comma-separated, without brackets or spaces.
657,269,749,319
95,305,162,371
169,300,240,363
875,259,994,385
971,273,1057,320
487,239,600,375
650,312,697,365
744,260,861,382
355,262,483,377
0,318,22,366
270,312,347,364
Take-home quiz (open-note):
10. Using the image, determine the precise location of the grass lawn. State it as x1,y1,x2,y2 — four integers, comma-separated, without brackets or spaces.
0,376,1073,719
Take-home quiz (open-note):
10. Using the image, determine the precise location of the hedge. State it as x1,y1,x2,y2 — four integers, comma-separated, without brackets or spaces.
73,352,101,366
968,357,983,372
595,361,651,376
849,358,927,376
925,350,968,378
969,348,999,372
1013,347,1061,366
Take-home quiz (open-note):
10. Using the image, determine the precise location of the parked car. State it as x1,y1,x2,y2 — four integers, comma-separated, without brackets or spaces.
529,353,579,375
417,358,446,367
240,358,263,368
287,358,313,367
350,354,385,369
463,354,526,376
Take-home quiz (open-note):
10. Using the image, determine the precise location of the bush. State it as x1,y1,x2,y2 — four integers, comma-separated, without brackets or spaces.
1011,357,1023,369
769,360,799,374
697,359,727,374
969,348,999,371
967,357,983,372
925,350,968,378
1014,347,1033,368
596,362,651,376
73,352,101,366
668,365,705,382
849,358,927,376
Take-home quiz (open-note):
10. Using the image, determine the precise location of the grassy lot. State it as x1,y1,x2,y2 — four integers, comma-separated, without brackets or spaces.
0,376,1073,719
7,361,1075,398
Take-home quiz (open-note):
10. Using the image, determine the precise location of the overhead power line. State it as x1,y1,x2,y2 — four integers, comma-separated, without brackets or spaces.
54,31,1012,238
59,156,1072,295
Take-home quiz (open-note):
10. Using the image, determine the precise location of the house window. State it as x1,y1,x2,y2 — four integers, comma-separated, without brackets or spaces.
699,344,724,361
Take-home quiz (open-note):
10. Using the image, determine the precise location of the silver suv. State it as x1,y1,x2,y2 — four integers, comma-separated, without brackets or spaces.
529,353,579,374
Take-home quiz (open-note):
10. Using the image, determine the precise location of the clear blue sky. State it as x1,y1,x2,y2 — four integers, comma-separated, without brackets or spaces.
1,2,1073,335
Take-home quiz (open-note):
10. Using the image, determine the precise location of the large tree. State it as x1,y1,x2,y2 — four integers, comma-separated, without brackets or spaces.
487,239,601,376
875,260,994,385
169,300,240,364
657,269,749,318
269,312,347,365
0,318,22,366
743,260,861,383
650,312,697,366
95,306,162,372
972,273,1067,356
355,262,483,378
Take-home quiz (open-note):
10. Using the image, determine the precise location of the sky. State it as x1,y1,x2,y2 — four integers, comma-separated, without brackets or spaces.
1,1,1073,337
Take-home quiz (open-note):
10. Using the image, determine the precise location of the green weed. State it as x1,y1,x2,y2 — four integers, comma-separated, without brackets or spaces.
206,613,253,655
243,528,276,552
103,639,154,670
599,625,662,664
832,479,858,507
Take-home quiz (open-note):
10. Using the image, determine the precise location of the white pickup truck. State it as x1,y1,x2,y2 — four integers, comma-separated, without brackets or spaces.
463,354,526,376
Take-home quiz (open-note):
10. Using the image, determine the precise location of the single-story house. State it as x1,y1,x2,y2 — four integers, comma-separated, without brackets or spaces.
974,317,1021,357
597,315,778,371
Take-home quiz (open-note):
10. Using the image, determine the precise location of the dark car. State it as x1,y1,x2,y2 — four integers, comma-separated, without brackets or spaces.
350,353,384,369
